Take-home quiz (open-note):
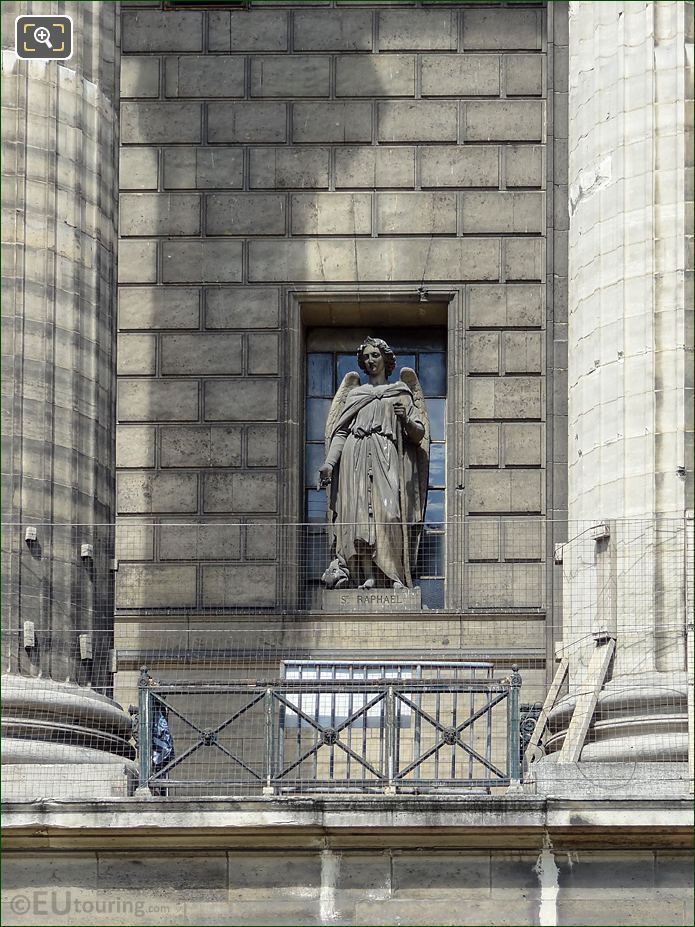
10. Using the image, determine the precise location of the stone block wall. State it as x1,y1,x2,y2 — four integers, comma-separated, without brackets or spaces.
116,1,566,633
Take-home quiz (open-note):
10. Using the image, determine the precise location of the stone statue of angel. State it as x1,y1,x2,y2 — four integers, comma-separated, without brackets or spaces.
317,336,430,590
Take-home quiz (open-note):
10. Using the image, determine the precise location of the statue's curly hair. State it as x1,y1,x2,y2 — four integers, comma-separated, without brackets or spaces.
357,336,397,378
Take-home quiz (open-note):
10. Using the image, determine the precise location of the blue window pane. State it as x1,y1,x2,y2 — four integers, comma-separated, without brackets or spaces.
307,490,328,523
395,354,416,378
425,490,444,526
305,444,325,487
307,354,333,398
337,354,363,387
429,443,445,488
417,530,445,576
420,579,444,609
427,399,445,441
306,398,331,442
418,353,446,397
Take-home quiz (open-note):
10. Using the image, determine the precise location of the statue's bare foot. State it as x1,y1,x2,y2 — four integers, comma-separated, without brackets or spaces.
358,578,375,589
393,581,405,590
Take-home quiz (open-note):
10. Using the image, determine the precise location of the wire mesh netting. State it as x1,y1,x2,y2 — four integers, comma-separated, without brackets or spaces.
1,517,692,800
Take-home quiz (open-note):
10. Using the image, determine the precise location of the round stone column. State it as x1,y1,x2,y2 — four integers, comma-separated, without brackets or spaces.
544,1,692,765
1,1,134,796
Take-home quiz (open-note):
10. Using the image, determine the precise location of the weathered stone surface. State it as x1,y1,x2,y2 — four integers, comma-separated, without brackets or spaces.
162,241,243,283
336,56,415,97
121,103,202,144
468,377,542,419
228,10,288,51
464,101,544,142
466,563,543,607
161,334,243,375
117,334,157,376
119,148,158,190
203,472,278,513
208,103,287,144
335,147,415,189
502,519,544,560
467,519,501,561
376,193,456,235
163,148,243,190
250,148,329,189
247,333,280,375
206,288,280,329
420,147,499,188
468,285,544,328
116,426,156,469
207,194,287,235
117,240,157,284
247,426,278,467
294,9,373,51
506,54,544,96
379,10,458,50
120,57,160,98
293,103,373,143
159,522,242,561
505,238,543,281
291,194,372,235
378,102,457,142
248,239,499,282
119,193,201,236
204,379,279,422
166,56,244,98
502,332,543,374
505,145,544,188
118,379,199,422
461,192,544,234
502,422,543,467
117,470,198,514
422,55,500,97
160,426,242,468
463,8,541,51
115,519,154,560
467,332,500,374
119,287,200,330
122,9,203,53
251,57,330,98
241,521,277,562
467,470,543,513
467,423,500,467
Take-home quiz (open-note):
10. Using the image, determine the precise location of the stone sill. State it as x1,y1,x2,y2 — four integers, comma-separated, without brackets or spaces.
3,794,692,851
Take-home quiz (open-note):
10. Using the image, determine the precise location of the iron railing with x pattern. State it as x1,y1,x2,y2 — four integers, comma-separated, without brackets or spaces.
135,664,522,796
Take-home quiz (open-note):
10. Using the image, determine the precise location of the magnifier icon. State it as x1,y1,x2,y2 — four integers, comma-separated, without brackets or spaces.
34,26,53,49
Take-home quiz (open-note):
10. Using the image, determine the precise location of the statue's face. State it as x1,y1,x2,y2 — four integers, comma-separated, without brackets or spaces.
361,345,385,378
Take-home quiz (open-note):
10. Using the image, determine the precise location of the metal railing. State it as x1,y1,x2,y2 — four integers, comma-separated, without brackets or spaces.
135,664,522,796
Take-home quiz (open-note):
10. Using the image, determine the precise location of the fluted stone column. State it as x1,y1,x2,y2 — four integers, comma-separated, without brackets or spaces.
543,1,693,768
1,2,134,795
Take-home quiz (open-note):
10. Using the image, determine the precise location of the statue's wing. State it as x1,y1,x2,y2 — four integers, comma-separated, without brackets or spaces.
399,367,430,516
400,367,430,449
325,371,360,452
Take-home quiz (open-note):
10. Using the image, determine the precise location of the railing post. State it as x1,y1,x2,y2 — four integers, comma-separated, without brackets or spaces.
384,685,396,794
507,665,522,792
135,665,152,798
262,687,276,795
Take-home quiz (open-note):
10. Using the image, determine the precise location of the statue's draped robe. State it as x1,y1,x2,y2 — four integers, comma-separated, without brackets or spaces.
325,381,426,585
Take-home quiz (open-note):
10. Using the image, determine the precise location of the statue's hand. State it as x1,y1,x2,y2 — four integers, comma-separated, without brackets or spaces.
393,401,408,421
317,463,333,490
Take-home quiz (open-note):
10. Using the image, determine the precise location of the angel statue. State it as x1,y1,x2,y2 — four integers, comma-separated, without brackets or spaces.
317,337,430,591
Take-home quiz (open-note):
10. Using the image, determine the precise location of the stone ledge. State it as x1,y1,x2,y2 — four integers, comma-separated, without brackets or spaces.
2,796,692,851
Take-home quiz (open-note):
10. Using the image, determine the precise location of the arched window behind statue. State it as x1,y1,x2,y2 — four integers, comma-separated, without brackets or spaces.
304,329,446,609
